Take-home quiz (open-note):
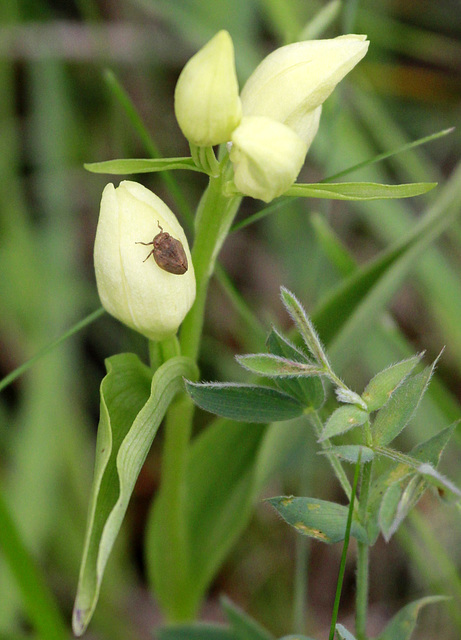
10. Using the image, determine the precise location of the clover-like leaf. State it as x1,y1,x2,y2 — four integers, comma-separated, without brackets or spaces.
268,496,368,544
266,327,325,409
362,354,423,412
373,356,439,446
319,405,369,441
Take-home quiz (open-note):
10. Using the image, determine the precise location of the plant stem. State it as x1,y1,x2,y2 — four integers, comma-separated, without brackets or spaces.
355,460,373,640
159,394,195,596
154,156,242,620
180,160,242,360
329,452,362,640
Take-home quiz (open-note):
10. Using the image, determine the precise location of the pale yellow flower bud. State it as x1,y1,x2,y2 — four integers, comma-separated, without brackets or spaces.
240,34,369,143
174,30,242,147
230,116,308,202
94,181,196,341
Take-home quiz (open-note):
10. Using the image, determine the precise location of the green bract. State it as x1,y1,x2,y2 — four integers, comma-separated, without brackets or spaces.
94,181,196,341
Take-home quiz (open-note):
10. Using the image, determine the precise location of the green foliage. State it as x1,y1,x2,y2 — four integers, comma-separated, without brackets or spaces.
268,496,368,544
319,445,375,464
362,354,423,412
73,354,197,636
185,381,305,422
84,157,204,174
372,357,438,445
187,289,459,552
266,327,325,408
158,624,237,640
284,181,437,200
377,596,448,640
2,4,461,640
320,406,369,441
146,418,267,620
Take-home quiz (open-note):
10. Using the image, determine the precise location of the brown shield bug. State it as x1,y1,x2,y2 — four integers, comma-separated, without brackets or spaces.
136,221,188,275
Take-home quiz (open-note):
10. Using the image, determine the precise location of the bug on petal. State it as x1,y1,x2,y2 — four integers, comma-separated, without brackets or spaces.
136,221,188,275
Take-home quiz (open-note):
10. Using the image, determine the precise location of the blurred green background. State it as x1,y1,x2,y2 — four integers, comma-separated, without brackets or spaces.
1,1,461,639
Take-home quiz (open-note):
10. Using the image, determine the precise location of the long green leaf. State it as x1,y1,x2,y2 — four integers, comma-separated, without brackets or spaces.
284,181,436,200
158,624,237,640
72,354,197,636
84,157,203,174
0,490,68,640
185,381,304,422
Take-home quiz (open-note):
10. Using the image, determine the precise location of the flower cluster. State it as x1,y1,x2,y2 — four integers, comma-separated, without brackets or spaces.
93,32,368,342
175,31,369,202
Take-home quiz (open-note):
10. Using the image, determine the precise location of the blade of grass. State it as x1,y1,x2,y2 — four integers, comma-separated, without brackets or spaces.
0,489,69,640
397,510,461,630
323,127,454,183
0,307,104,394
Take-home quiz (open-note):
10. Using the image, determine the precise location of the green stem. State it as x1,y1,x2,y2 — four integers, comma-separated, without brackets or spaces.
355,460,373,640
355,542,369,640
160,394,195,608
329,452,362,640
0,307,105,394
155,157,242,621
180,161,242,360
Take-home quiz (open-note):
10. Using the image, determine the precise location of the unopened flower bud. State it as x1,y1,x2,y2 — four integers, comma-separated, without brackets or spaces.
240,34,369,143
94,181,196,341
174,30,242,147
230,116,308,202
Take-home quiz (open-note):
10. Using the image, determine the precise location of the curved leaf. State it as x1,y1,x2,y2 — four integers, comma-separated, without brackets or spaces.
72,354,197,636
319,445,375,464
378,595,448,640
